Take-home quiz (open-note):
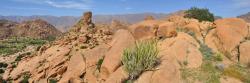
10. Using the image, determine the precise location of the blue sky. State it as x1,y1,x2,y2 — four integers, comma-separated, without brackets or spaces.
0,0,250,17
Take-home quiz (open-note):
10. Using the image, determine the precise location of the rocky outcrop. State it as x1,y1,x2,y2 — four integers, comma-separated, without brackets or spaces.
144,15,155,20
2,11,250,83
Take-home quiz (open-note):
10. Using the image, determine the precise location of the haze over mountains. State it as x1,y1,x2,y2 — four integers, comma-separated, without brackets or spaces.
0,13,168,32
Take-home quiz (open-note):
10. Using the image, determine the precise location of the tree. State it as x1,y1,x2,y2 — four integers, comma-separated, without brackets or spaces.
184,7,215,22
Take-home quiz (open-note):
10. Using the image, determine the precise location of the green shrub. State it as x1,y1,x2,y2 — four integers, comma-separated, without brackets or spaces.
49,79,58,83
0,69,5,74
44,35,56,42
213,52,223,61
20,74,30,83
0,62,8,68
180,61,221,83
96,57,104,72
122,40,158,79
0,37,47,56
184,7,215,22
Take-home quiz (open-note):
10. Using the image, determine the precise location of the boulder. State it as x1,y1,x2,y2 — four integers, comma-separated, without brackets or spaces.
83,11,93,25
101,29,135,75
157,22,177,38
129,20,162,40
205,29,220,52
135,71,154,83
239,41,250,65
158,32,202,68
58,49,85,83
104,67,129,83
183,21,203,42
214,18,248,53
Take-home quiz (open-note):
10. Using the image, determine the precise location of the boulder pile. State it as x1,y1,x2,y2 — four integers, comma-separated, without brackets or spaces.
2,12,250,83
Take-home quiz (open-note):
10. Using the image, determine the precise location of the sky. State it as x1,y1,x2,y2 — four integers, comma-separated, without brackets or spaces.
0,0,250,17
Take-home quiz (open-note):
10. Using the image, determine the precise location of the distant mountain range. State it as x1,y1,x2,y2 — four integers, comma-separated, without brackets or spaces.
0,11,226,32
237,12,250,23
0,13,168,32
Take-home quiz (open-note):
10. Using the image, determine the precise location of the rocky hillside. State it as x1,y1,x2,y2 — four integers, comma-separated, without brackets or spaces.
0,20,17,40
12,19,61,39
0,19,62,40
1,12,250,83
238,12,250,23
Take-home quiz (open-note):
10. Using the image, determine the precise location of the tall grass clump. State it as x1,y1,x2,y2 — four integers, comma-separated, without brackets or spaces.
122,40,158,80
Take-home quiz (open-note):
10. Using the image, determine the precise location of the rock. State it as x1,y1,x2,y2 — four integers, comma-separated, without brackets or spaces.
205,29,220,52
183,21,203,42
3,45,72,81
158,32,202,68
59,49,85,83
110,20,127,33
129,20,161,40
83,11,93,25
150,50,181,83
144,15,155,20
157,22,177,39
101,29,135,75
214,18,248,53
104,67,129,83
84,66,99,83
135,71,154,83
239,41,250,65
166,15,188,27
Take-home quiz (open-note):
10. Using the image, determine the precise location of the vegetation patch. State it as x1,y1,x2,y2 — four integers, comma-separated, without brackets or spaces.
184,7,215,22
122,40,158,80
180,60,221,83
96,56,104,72
222,64,250,83
0,37,47,56
199,43,213,60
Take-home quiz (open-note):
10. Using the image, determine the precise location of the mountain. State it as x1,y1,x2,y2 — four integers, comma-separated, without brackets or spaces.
237,12,250,23
0,19,61,40
0,20,18,39
12,19,61,39
0,13,168,32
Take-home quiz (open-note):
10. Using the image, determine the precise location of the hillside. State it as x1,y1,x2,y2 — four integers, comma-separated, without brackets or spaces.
1,11,249,83
12,19,61,39
0,20,17,40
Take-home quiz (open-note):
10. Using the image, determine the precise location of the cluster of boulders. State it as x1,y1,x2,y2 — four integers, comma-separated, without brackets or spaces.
2,11,250,83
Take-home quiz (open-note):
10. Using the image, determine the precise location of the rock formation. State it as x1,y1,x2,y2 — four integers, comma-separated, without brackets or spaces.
2,11,250,83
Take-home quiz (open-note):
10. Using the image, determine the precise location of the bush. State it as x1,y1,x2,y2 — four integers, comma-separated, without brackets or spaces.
20,74,30,83
122,40,158,79
49,79,58,83
184,7,215,22
96,57,104,72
